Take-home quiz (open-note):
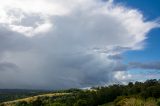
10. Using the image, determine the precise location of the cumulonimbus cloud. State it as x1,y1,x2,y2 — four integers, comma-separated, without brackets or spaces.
0,0,159,89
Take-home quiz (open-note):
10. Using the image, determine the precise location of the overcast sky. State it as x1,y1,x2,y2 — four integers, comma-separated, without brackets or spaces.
0,0,159,89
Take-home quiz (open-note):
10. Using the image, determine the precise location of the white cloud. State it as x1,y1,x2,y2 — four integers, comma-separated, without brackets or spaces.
114,71,132,83
0,0,60,36
0,0,159,89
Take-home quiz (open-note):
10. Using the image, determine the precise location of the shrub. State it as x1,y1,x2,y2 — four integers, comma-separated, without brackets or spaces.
74,99,88,106
157,98,160,106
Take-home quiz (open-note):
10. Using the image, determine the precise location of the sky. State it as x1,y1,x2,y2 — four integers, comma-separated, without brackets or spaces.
0,0,159,89
115,0,160,81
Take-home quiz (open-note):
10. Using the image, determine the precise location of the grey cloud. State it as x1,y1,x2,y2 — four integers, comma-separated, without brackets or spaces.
129,62,160,70
0,62,19,72
111,61,160,72
0,26,32,53
108,54,123,60
112,64,127,71
110,61,160,73
91,46,132,54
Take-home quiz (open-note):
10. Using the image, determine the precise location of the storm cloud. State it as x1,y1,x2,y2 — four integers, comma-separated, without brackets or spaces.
0,0,159,89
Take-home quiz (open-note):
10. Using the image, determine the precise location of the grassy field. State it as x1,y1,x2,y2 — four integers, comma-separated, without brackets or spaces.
0,93,69,106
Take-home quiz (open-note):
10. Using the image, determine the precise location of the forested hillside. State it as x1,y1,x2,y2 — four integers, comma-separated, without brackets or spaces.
0,79,160,106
